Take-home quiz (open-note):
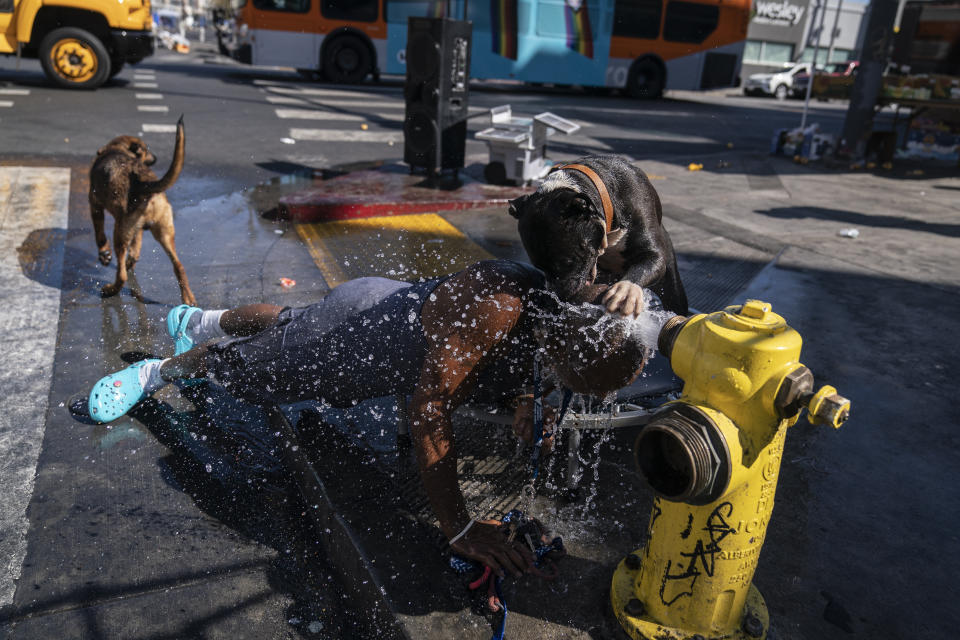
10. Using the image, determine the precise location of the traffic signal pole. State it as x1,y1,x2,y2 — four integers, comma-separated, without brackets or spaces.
836,0,901,159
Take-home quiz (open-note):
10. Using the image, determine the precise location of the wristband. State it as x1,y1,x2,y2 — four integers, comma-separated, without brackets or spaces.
448,519,476,546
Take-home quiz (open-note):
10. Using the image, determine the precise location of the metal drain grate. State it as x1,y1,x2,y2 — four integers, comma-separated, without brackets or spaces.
679,255,771,313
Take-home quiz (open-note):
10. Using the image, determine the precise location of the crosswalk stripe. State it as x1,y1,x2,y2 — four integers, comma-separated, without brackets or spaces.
0,167,70,608
0,101,12,108
138,105,169,112
142,123,177,133
265,95,308,105
305,98,404,109
267,86,402,99
290,128,403,143
0,89,29,95
276,108,392,121
134,82,159,89
135,93,163,100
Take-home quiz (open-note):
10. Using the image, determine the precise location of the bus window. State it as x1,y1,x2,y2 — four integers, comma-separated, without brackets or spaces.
663,1,718,44
613,0,661,40
386,0,443,24
321,0,378,22
253,0,309,13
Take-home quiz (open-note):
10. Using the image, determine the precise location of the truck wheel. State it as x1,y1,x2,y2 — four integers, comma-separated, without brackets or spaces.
39,27,111,89
323,35,371,84
774,84,789,100
627,58,664,99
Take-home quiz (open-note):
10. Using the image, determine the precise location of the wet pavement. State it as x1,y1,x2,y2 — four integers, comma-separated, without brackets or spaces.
0,148,958,640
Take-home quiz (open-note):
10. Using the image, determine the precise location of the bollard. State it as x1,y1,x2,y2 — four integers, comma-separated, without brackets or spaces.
610,300,850,639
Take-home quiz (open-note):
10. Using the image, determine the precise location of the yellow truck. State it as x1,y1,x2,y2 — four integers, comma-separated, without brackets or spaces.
0,0,154,89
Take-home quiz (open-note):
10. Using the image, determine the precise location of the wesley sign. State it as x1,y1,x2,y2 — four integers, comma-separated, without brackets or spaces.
753,0,806,26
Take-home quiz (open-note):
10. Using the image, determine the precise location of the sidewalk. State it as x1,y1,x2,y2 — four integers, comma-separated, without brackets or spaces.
1,152,958,639
276,155,960,639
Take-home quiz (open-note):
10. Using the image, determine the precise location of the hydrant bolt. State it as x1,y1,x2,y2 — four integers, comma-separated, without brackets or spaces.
624,598,645,617
774,366,814,418
624,553,642,571
743,613,764,638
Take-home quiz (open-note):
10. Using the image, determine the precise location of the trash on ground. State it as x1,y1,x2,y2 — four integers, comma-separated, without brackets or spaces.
280,137,296,145
280,277,296,288
360,123,369,130
687,163,703,171
772,124,833,161
908,169,925,176
838,228,860,239
717,160,731,169
274,229,284,235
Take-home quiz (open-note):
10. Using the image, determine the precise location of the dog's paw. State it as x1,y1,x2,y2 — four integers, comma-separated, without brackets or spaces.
601,281,645,317
100,283,121,298
125,256,138,269
98,249,113,266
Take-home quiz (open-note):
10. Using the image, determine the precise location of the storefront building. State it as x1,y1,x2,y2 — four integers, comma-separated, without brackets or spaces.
742,0,868,78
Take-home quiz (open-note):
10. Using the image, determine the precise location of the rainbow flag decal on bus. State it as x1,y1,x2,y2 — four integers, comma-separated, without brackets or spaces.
490,0,518,60
564,0,594,59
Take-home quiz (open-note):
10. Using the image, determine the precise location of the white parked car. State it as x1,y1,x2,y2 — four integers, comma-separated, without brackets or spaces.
742,63,813,100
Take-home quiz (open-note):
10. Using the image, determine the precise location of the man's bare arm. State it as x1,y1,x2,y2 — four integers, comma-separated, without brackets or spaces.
409,268,534,576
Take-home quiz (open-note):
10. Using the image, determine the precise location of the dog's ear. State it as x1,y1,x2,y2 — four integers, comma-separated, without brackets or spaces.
568,193,597,218
128,141,143,156
96,146,108,156
507,194,530,219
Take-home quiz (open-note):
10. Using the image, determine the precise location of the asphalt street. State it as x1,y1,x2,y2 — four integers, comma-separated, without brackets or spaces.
0,44,852,207
1,43,959,640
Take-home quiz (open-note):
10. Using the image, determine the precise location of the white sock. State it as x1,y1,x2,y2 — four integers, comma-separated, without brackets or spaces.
188,309,228,344
138,358,171,394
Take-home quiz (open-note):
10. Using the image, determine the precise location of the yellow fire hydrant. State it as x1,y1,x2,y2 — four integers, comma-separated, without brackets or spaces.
610,300,850,639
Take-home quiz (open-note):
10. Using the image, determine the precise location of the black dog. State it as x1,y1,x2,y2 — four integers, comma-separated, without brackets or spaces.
508,155,688,316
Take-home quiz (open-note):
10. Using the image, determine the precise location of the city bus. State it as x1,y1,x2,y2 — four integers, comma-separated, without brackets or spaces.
225,0,751,97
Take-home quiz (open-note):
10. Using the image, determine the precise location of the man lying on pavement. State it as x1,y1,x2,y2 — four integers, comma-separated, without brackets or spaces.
86,259,652,578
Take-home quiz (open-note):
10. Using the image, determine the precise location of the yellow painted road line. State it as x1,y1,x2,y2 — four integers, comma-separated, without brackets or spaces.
295,221,349,288
295,213,494,288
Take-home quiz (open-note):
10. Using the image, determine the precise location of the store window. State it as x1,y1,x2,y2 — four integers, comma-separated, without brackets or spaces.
743,40,795,64
253,0,309,12
322,0,378,21
613,0,661,40
799,47,853,65
663,1,718,43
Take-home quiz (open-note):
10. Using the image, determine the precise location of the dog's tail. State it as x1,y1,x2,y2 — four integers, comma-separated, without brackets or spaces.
139,115,185,196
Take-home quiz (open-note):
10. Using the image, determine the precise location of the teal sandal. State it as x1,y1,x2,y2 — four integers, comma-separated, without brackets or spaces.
166,304,202,355
88,359,161,423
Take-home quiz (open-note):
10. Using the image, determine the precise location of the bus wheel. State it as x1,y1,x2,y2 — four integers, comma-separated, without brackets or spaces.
627,58,663,99
323,35,371,84
39,27,111,90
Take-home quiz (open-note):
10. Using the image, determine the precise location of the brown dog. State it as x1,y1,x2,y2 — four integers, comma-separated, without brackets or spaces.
89,116,195,305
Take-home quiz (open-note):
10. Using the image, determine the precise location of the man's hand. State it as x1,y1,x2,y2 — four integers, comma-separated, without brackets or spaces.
601,280,645,317
450,520,534,578
512,396,556,456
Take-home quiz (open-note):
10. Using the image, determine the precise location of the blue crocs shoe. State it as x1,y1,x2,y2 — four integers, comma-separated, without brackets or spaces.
166,304,202,355
88,359,160,423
